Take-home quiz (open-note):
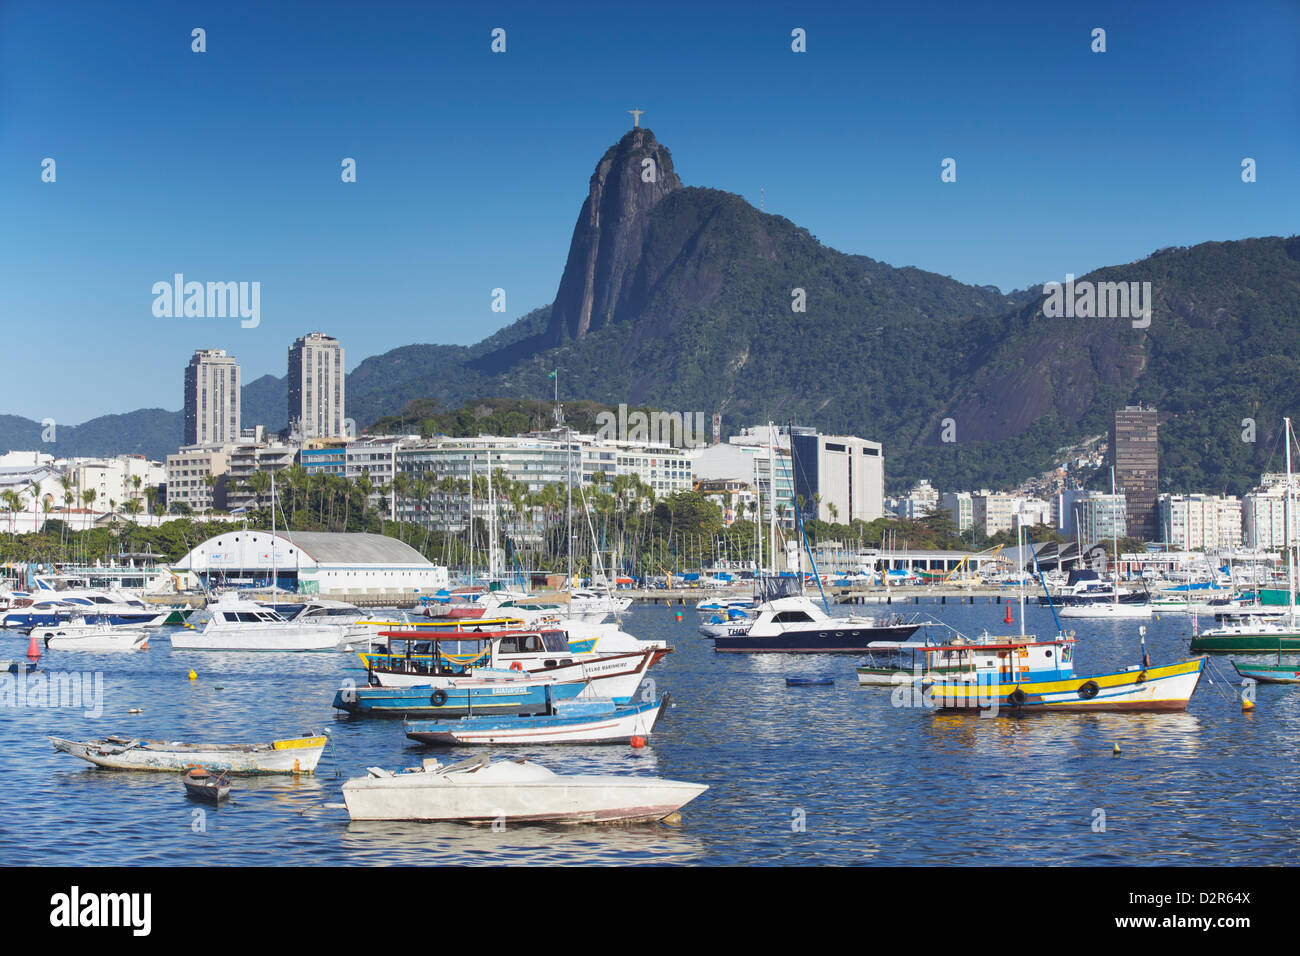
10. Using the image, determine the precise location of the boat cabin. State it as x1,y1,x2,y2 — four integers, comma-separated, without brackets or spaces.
922,636,1075,684
361,628,575,678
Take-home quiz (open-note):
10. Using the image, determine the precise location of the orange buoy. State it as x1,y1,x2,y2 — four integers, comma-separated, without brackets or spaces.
630,735,646,749
510,661,523,672
1003,605,1014,625
26,633,41,658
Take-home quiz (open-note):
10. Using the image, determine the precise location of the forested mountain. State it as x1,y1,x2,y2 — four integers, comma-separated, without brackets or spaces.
7,126,1296,498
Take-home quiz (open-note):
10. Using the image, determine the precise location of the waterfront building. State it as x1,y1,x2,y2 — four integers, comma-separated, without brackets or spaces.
790,430,885,524
394,432,694,538
971,491,1021,537
1242,484,1300,551
691,437,795,529
288,332,346,440
1159,494,1243,551
1073,492,1127,543
184,349,241,446
695,478,756,526
225,442,298,511
1111,405,1159,541
939,491,973,532
65,456,166,514
298,439,348,477
1052,488,1092,533
172,530,448,604
892,480,938,520
165,445,231,513
1019,498,1053,528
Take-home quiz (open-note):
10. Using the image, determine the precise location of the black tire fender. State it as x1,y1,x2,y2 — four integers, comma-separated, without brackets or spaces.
1078,680,1100,700
431,689,449,707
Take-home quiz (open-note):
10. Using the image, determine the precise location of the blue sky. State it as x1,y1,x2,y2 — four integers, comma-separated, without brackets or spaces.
1,0,1296,424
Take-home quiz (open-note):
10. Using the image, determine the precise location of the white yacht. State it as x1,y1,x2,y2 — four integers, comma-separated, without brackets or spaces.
0,588,168,629
170,596,361,651
1057,599,1153,620
35,618,150,652
701,593,920,652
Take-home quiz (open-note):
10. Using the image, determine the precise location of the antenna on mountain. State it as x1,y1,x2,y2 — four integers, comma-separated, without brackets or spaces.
760,188,764,213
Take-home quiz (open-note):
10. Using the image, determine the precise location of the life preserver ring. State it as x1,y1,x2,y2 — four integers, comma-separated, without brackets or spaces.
510,662,523,672
1077,680,1100,700
1008,687,1027,707
430,689,449,707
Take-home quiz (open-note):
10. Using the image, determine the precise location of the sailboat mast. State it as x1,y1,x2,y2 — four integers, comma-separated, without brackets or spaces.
270,469,276,605
1287,417,1294,623
487,454,496,580
1111,466,1118,610
767,421,777,575
566,425,573,589
1018,513,1025,638
468,459,474,587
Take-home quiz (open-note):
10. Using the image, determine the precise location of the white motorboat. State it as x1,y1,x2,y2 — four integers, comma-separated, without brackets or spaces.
169,596,360,651
283,598,372,628
699,592,921,651
565,588,632,619
341,754,708,824
36,619,149,652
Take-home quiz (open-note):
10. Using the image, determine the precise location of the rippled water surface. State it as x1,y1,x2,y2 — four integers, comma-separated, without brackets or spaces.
3,601,1297,865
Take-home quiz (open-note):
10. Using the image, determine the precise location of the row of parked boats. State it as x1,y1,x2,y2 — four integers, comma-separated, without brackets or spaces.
34,579,713,824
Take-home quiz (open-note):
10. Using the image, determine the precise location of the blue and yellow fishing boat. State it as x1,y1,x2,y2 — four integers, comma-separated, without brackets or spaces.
918,636,1206,713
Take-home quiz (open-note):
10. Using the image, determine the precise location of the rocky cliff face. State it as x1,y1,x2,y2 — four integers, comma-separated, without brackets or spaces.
547,127,682,344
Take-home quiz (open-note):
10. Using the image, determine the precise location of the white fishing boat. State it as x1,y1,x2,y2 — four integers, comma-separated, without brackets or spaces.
170,596,360,651
35,618,149,652
341,754,708,824
49,733,327,774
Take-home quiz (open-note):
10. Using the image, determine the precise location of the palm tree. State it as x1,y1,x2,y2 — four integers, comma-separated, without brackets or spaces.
203,473,220,513
247,471,271,512
2,489,23,536
81,489,97,533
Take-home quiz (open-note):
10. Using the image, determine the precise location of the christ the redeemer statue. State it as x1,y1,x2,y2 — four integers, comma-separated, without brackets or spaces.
628,108,644,127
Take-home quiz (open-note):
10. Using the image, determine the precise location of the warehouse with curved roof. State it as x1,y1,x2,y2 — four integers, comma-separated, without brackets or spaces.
173,530,448,604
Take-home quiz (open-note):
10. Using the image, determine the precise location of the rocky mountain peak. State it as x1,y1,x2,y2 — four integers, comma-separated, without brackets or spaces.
547,127,682,344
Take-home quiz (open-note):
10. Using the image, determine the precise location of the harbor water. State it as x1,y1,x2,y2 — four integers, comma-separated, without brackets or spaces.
3,602,1298,866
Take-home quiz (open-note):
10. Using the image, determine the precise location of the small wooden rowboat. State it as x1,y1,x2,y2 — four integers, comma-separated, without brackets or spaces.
49,733,327,774
183,767,232,803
